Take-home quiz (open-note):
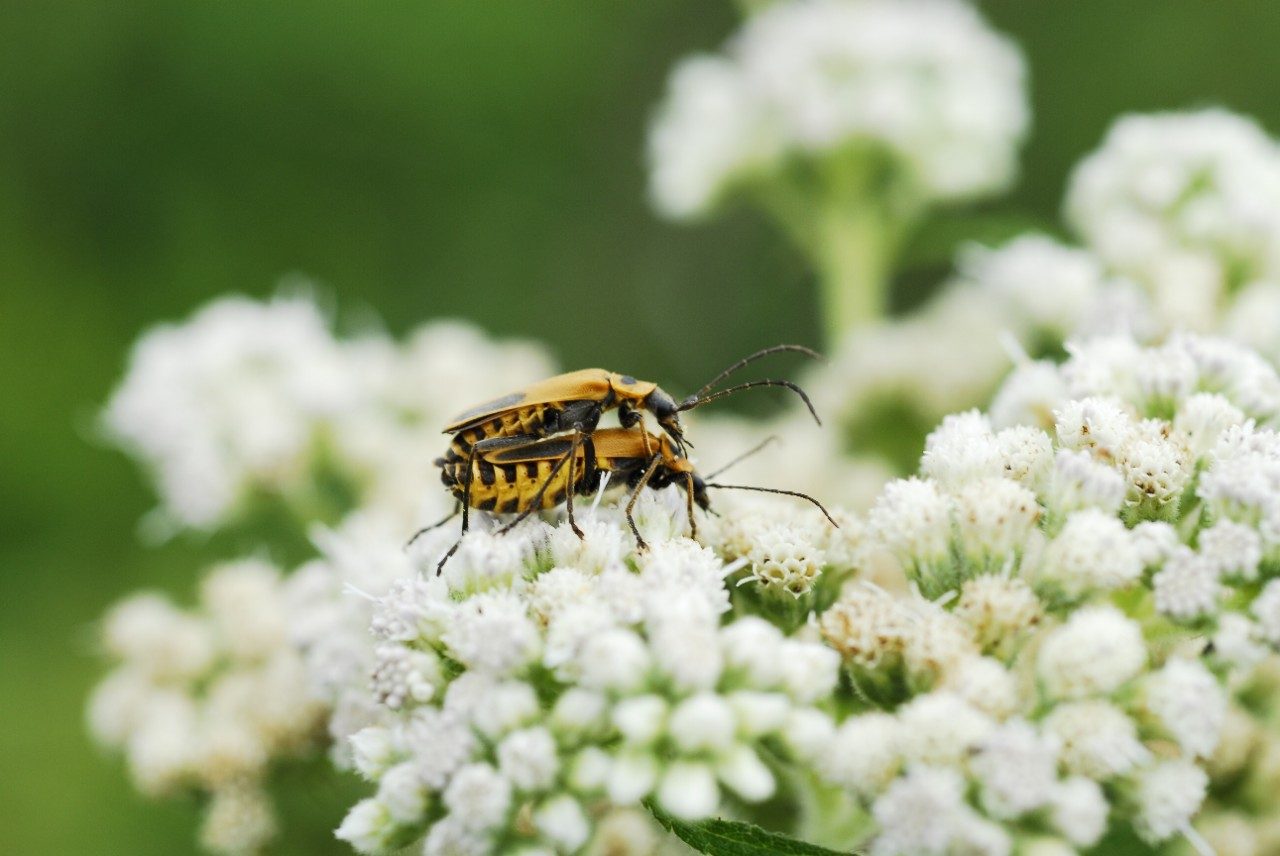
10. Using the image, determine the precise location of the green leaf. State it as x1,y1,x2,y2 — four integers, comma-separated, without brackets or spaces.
646,802,854,856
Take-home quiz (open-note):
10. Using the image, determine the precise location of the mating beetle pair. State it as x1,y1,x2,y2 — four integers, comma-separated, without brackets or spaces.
420,345,834,571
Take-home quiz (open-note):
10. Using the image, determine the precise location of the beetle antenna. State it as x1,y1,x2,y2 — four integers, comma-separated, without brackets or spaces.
705,435,780,480
705,482,839,527
678,379,821,425
687,345,822,402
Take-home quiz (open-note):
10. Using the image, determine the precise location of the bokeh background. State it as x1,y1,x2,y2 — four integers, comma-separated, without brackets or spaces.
3,2,1280,852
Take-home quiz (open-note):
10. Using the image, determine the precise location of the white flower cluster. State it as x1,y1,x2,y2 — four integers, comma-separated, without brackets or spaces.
741,233,1137,499
993,334,1280,648
777,108,1280,492
811,333,1280,852
286,514,423,763
334,510,842,855
87,560,326,855
104,293,554,530
648,0,1028,219
820,579,1217,851
1066,109,1280,335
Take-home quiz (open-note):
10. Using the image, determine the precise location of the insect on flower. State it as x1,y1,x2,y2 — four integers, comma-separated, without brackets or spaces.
426,427,836,571
419,346,823,562
439,344,822,463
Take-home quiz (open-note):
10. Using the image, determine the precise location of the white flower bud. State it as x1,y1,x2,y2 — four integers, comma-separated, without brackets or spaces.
921,411,1003,487
1199,520,1262,580
1213,614,1267,669
497,727,560,792
657,761,719,821
1036,509,1142,595
1054,397,1134,461
349,726,401,781
716,745,775,802
1049,777,1109,847
576,629,651,693
1037,606,1146,699
990,360,1069,431
870,766,970,856
868,477,954,567
954,575,1042,653
993,425,1055,490
942,656,1019,720
727,691,790,738
971,720,1059,818
377,762,428,825
782,708,836,764
467,680,539,741
1175,393,1246,457
720,617,788,686
442,591,540,676
1153,547,1222,621
820,584,910,667
777,640,841,703
669,694,736,753
200,784,277,856
1044,449,1126,515
896,692,995,767
1132,759,1208,843
613,695,669,746
1140,658,1226,759
606,750,659,805
1130,521,1180,568
534,795,591,853
952,478,1041,564
823,712,900,797
569,746,612,792
1043,701,1149,779
551,688,608,735
370,643,441,710
1116,422,1193,506
442,763,512,833
743,520,826,597
334,798,394,854
102,593,216,680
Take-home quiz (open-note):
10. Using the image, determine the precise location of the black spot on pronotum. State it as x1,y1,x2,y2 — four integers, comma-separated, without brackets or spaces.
620,375,637,385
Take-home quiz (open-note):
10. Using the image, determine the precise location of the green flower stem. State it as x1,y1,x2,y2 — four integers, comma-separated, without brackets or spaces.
813,197,895,343
757,149,920,347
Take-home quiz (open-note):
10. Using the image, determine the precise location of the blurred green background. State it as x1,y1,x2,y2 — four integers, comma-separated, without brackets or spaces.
3,2,1279,852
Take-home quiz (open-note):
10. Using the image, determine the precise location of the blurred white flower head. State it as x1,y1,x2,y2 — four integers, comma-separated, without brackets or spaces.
103,294,359,528
1066,109,1280,332
648,0,1029,219
88,559,326,855
103,293,555,531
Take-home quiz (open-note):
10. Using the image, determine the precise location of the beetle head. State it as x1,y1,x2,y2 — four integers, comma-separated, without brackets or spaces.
644,388,685,447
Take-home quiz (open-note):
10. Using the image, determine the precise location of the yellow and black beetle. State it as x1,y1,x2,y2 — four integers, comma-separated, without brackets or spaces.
441,345,822,462
427,426,836,572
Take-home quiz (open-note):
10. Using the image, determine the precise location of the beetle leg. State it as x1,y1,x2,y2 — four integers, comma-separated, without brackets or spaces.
684,472,697,541
624,456,663,552
565,437,585,540
438,453,478,575
407,504,460,548
496,431,583,536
